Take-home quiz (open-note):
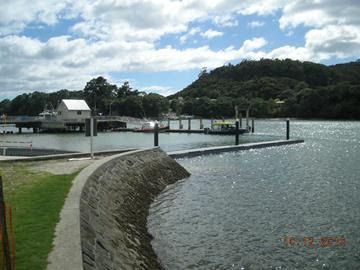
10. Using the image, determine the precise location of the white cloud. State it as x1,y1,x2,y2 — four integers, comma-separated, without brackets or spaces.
139,85,175,96
179,27,201,44
248,21,264,28
237,0,286,16
0,35,268,94
266,46,313,61
200,29,223,39
213,14,238,27
279,0,360,29
71,0,202,42
0,0,71,35
305,25,360,59
241,37,268,52
1,0,360,97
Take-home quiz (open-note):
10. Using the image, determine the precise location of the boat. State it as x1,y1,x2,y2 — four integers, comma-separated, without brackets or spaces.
207,120,249,135
38,110,56,120
133,121,169,133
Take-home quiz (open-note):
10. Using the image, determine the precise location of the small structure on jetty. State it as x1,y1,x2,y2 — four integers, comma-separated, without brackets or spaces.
1,99,127,133
56,99,91,120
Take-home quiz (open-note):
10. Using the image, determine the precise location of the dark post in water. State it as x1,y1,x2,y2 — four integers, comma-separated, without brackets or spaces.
154,123,159,146
200,118,204,129
188,119,191,130
246,108,249,130
239,113,242,128
235,120,239,145
251,118,255,133
286,119,290,140
85,118,97,159
179,119,183,129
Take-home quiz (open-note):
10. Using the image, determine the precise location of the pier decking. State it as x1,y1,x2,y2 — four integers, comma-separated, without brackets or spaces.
2,116,127,133
166,128,249,134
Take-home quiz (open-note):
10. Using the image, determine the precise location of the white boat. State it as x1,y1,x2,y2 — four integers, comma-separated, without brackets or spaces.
133,121,169,133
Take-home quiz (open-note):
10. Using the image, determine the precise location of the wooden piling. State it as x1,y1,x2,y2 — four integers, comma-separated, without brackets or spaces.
90,118,94,159
251,118,255,133
200,118,204,129
246,109,249,129
235,120,239,145
239,113,242,128
154,123,159,146
188,119,191,130
286,119,290,140
179,119,183,129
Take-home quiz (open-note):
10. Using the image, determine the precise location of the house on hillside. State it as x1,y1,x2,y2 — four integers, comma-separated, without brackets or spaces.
56,99,91,120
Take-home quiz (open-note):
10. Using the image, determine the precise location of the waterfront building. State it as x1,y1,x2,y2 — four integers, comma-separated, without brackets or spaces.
56,99,91,120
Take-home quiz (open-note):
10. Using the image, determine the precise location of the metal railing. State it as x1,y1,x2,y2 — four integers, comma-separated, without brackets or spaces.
0,140,33,156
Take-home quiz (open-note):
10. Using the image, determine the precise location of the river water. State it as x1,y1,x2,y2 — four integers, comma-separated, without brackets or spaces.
0,119,288,152
147,121,360,270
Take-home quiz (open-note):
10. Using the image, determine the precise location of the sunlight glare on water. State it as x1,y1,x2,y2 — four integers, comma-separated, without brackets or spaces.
148,121,360,270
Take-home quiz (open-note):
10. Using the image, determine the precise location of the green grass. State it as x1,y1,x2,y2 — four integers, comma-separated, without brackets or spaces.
0,163,78,270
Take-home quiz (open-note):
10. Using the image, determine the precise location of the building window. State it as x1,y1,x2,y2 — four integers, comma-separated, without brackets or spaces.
77,111,82,115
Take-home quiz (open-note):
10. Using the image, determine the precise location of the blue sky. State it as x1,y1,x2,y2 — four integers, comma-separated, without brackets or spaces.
0,0,359,100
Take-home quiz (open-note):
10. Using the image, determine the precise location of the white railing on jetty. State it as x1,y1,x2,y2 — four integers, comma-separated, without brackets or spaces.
1,115,143,124
1,116,40,123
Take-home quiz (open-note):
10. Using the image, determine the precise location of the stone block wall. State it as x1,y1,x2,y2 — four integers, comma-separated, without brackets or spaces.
80,148,190,270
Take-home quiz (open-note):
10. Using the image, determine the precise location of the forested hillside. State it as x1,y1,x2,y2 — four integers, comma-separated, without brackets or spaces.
169,59,360,119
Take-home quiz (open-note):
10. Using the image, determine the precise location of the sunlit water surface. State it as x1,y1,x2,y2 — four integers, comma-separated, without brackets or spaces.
148,121,360,270
0,120,287,152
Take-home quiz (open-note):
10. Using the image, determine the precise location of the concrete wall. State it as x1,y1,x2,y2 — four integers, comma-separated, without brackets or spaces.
79,148,190,270
0,147,75,156
168,139,305,158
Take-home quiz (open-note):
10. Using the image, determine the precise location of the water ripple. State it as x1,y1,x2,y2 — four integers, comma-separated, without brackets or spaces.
148,121,360,270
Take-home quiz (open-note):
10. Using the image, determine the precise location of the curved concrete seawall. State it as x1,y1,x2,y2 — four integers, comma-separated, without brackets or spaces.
47,140,304,270
47,147,190,270
80,147,190,269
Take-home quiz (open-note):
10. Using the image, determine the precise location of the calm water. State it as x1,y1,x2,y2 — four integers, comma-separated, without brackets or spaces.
0,119,287,152
147,121,360,270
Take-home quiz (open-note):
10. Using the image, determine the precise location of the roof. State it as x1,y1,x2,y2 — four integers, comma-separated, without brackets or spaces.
213,121,235,126
61,99,91,111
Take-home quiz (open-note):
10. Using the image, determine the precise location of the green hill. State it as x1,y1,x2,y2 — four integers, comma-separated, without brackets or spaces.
169,59,360,119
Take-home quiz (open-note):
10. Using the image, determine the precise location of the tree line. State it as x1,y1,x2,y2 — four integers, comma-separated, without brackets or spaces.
0,77,169,118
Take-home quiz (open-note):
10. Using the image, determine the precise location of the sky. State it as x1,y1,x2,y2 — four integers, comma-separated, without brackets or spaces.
1,0,360,100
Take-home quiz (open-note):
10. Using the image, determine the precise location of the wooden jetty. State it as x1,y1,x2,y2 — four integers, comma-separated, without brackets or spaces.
1,115,254,136
166,128,249,134
1,116,127,133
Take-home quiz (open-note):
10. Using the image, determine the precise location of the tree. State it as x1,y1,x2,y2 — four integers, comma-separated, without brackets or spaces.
116,81,139,98
84,76,116,115
9,94,30,115
27,91,48,115
121,96,145,118
142,93,169,117
48,89,84,109
0,99,11,114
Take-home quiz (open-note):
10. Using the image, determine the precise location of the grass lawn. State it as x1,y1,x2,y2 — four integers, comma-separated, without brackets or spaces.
0,162,78,270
